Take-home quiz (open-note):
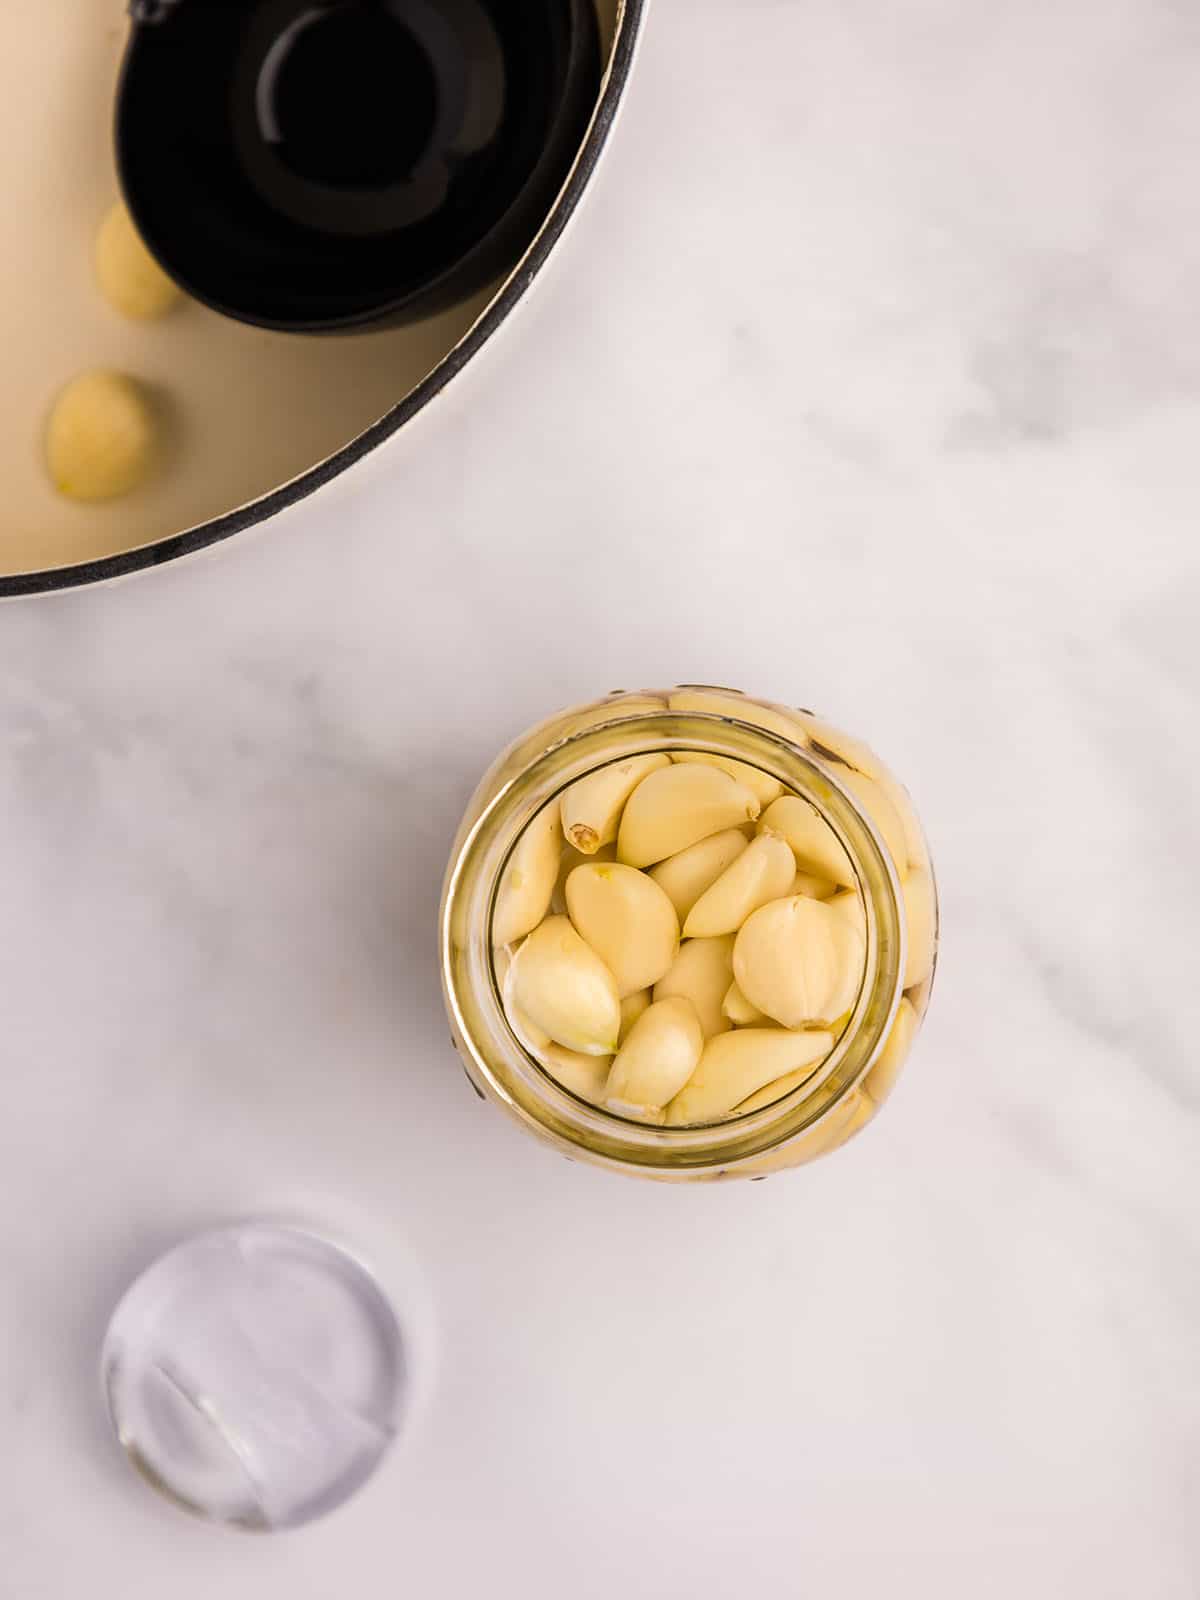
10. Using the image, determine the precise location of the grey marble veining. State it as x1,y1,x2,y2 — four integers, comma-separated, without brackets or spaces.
1,0,1198,1595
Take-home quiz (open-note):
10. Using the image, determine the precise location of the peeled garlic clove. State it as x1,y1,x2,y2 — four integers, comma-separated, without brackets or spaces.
653,935,736,1039
617,764,760,868
565,863,679,996
792,871,837,900
648,829,749,921
498,951,553,1053
551,840,615,914
733,1061,820,1113
792,1090,875,1159
538,1043,612,1104
733,1084,874,1160
495,697,667,794
722,981,768,1026
666,1028,834,1124
508,1005,552,1054
560,753,671,855
492,943,515,989
828,889,867,940
45,370,160,502
671,752,783,809
605,997,704,1115
561,694,667,738
793,712,884,778
878,771,929,871
95,200,181,320
863,998,917,1108
905,975,933,1018
509,916,621,1056
615,1105,668,1127
493,804,564,947
733,896,865,1028
668,689,812,748
901,868,937,990
759,797,855,888
683,830,796,938
619,987,652,1043
840,769,909,877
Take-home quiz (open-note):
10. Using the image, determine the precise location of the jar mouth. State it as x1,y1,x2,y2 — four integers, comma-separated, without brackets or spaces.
441,711,907,1175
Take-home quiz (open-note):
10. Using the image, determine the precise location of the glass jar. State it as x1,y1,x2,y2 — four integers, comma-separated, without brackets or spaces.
439,687,937,1181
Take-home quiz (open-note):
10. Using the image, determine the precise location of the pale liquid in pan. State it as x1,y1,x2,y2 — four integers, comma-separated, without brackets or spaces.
2,0,617,579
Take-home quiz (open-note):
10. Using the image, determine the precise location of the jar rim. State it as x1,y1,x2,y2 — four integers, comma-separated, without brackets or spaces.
440,706,907,1176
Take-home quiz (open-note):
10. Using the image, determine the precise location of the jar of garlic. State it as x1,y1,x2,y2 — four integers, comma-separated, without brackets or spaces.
440,687,937,1181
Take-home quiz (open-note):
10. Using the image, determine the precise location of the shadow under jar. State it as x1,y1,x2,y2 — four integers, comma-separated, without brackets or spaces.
440,688,939,1182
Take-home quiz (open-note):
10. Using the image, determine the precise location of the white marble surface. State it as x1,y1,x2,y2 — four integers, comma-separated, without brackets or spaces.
2,0,1199,1594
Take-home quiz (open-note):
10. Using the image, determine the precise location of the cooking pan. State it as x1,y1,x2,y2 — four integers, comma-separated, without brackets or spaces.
1,0,645,597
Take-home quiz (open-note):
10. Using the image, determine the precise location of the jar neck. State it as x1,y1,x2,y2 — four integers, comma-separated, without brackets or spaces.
441,711,907,1177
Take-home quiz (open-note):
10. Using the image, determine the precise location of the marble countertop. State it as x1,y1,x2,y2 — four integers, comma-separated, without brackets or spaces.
2,0,1197,1594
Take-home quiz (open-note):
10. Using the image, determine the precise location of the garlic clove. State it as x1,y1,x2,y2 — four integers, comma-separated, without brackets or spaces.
901,869,937,991
498,949,553,1053
733,1062,820,1114
793,712,885,778
878,771,930,871
604,997,704,1115
791,871,838,900
827,888,867,941
732,1084,874,1164
905,975,933,1019
862,998,917,1108
793,1091,875,1159
683,830,796,938
561,695,668,738
840,769,909,877
551,840,616,915
667,689,812,748
671,752,784,809
537,1043,612,1104
617,764,761,868
45,370,161,502
492,804,564,947
665,1028,834,1124
492,943,515,989
758,796,855,888
565,863,680,997
560,753,672,855
648,829,749,922
489,697,666,794
722,981,769,1026
508,916,621,1056
619,988,653,1042
733,896,865,1028
653,935,736,1039
95,200,182,321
